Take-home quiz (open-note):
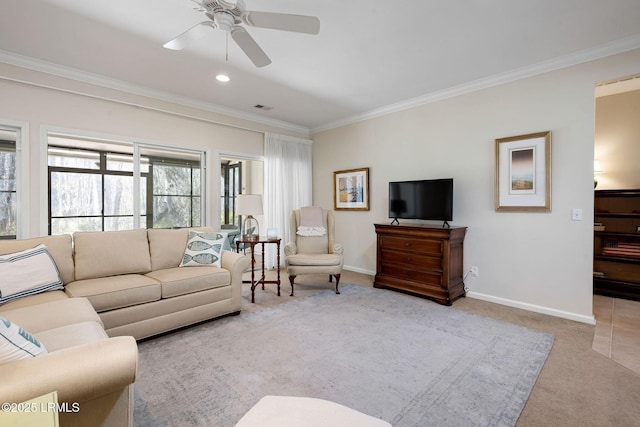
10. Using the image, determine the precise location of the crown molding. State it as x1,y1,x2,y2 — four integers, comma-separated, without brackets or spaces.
0,50,310,136
311,35,640,134
3,31,640,138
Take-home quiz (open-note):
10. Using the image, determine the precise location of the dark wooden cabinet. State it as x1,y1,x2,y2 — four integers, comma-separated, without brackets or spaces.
374,223,467,305
594,189,640,301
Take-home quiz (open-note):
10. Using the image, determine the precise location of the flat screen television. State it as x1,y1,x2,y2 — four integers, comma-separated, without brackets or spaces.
388,178,453,226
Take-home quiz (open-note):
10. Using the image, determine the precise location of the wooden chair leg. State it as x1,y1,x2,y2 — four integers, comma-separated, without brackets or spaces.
289,275,296,296
333,274,341,294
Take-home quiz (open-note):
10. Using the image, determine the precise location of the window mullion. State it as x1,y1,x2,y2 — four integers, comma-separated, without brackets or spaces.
133,144,141,229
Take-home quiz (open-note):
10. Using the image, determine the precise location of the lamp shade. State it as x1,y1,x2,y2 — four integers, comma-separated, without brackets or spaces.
594,160,603,174
237,194,263,216
593,160,603,189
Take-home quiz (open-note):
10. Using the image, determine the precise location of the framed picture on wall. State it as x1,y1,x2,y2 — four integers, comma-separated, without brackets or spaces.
334,167,370,210
495,131,551,212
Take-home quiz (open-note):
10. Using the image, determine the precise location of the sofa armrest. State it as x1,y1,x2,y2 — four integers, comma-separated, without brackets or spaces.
0,336,138,406
221,250,250,277
221,251,251,309
221,250,250,288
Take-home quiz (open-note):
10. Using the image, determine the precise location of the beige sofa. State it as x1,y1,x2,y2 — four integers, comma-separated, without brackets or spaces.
0,228,249,427
67,228,250,339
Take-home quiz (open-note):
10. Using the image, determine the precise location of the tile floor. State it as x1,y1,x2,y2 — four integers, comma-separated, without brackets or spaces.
592,294,640,375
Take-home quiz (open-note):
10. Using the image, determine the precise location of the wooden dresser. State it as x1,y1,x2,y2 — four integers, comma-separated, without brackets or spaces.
374,223,467,305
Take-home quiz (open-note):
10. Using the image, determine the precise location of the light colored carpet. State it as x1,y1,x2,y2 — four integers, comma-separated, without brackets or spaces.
134,285,554,427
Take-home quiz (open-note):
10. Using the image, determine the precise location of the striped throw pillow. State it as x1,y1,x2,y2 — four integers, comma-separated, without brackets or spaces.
0,244,64,305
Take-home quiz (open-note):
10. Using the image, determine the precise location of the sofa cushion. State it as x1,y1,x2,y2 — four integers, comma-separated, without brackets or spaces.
73,229,151,280
66,275,161,313
0,317,48,366
35,321,108,352
147,228,190,271
180,231,225,267
147,227,214,271
146,267,231,298
0,234,74,285
0,298,103,334
0,244,64,305
0,290,68,312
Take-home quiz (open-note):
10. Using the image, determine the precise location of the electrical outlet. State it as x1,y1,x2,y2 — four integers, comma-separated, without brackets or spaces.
571,208,583,221
470,266,478,277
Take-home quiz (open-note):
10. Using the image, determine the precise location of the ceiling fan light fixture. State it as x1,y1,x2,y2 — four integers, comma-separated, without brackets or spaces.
165,0,319,67
216,74,230,82
213,11,236,31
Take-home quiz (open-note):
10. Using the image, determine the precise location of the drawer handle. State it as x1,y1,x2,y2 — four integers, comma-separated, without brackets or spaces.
405,242,412,246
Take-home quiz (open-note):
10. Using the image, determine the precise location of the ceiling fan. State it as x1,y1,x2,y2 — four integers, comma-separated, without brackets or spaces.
163,0,320,68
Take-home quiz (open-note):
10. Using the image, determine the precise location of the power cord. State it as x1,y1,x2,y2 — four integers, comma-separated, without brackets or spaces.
462,269,473,293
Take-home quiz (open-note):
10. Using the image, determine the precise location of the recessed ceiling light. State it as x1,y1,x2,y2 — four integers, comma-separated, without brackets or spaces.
216,74,230,82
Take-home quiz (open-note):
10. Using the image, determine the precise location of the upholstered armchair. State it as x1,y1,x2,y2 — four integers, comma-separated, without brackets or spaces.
284,207,344,295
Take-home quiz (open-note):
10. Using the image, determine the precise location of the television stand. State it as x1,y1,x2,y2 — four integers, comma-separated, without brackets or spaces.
374,223,467,305
442,220,450,228
390,218,400,225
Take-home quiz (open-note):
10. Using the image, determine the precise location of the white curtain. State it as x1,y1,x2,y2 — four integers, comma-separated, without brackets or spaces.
264,132,313,269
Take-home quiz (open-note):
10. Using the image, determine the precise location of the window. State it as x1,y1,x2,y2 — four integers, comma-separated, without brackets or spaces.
220,160,241,226
0,137,17,239
48,134,204,235
149,156,201,229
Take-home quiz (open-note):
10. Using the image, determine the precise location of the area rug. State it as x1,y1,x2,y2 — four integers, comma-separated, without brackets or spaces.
133,285,554,427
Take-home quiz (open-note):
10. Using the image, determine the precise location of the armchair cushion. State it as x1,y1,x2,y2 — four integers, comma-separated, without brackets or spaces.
286,254,342,266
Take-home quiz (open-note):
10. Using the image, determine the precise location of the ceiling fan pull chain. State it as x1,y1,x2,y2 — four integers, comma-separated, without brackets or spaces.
225,31,229,62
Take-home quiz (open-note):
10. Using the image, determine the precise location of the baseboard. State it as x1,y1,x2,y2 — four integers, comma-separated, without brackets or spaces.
466,291,596,325
343,265,376,276
340,267,595,324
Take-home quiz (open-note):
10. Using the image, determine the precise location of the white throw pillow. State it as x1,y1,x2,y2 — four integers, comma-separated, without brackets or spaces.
0,244,63,305
180,231,225,267
0,316,48,365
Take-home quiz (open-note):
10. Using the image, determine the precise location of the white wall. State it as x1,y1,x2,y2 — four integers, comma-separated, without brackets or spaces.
0,62,304,236
311,49,640,323
3,49,640,323
595,89,640,189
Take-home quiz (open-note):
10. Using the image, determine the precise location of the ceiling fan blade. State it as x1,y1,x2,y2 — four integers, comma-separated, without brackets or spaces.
243,11,320,35
230,27,272,67
163,22,214,50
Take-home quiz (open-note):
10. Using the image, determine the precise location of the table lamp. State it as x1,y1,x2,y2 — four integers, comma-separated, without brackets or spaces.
237,194,263,241
594,160,603,188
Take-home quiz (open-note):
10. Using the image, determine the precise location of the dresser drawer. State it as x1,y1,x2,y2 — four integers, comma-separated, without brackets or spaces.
381,249,442,271
380,262,443,287
380,235,443,255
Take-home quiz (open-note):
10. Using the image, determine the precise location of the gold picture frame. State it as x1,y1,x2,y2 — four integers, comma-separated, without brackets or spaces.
334,167,369,211
495,131,551,212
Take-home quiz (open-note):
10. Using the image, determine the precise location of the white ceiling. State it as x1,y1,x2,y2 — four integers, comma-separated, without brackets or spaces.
2,0,640,133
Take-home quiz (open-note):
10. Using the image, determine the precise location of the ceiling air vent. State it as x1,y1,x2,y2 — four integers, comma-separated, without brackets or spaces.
254,104,273,111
